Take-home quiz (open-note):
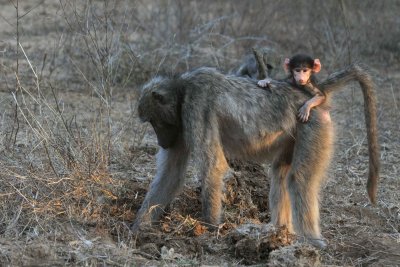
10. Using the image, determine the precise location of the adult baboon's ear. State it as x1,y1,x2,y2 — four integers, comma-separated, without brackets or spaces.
152,91,166,104
313,59,322,73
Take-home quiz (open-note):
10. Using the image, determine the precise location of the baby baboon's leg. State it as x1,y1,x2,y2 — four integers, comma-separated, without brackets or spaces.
270,139,295,233
200,141,229,226
132,140,189,231
287,116,334,248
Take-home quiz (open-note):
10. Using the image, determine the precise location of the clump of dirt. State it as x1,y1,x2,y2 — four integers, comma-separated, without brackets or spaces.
269,243,321,267
133,219,297,265
225,224,294,264
132,219,207,261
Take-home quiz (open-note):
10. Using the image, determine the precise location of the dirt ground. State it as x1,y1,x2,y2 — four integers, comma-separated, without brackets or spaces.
0,1,399,266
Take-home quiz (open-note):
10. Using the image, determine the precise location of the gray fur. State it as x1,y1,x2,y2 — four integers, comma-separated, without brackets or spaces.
133,65,379,249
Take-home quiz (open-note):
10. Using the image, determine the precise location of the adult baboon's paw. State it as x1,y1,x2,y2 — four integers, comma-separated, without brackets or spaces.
304,237,328,249
298,235,328,249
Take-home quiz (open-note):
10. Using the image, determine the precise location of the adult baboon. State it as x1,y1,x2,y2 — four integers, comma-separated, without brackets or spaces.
133,64,379,248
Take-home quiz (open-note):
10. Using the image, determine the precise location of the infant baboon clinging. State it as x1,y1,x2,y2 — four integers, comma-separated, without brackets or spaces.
133,64,379,248
259,54,331,123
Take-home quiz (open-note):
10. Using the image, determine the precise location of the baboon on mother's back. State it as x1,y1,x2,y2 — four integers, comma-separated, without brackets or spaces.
133,64,379,248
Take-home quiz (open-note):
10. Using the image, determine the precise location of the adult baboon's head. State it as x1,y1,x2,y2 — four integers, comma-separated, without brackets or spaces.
138,76,183,149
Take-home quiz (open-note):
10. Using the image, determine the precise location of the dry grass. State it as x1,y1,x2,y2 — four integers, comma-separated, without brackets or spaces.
0,0,399,266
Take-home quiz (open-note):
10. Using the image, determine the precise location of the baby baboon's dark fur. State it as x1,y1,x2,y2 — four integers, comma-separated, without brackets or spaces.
134,64,379,248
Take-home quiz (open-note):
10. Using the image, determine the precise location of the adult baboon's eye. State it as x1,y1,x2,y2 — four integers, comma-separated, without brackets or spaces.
152,91,166,104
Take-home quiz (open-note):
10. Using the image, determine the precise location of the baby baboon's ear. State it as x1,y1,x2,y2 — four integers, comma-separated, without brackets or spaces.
313,59,321,73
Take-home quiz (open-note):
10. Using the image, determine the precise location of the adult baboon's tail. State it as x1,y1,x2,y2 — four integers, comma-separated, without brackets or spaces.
319,64,380,204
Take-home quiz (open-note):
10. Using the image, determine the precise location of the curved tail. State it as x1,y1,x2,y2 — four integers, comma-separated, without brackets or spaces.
319,64,380,204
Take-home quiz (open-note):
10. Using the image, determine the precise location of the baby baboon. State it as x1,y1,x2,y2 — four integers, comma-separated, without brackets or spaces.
134,64,379,248
258,54,330,123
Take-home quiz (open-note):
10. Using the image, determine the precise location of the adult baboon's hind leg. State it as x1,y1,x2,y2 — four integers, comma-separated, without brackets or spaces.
132,139,189,231
200,141,229,227
287,116,334,248
269,139,295,233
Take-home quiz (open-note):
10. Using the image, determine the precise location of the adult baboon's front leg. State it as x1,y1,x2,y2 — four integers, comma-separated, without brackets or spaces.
287,115,334,248
200,141,229,227
132,139,189,231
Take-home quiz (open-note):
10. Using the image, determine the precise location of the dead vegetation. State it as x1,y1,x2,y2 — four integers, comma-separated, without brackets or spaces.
0,0,399,266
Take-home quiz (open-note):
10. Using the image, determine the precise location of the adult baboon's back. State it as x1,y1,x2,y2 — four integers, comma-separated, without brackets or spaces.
134,65,379,248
